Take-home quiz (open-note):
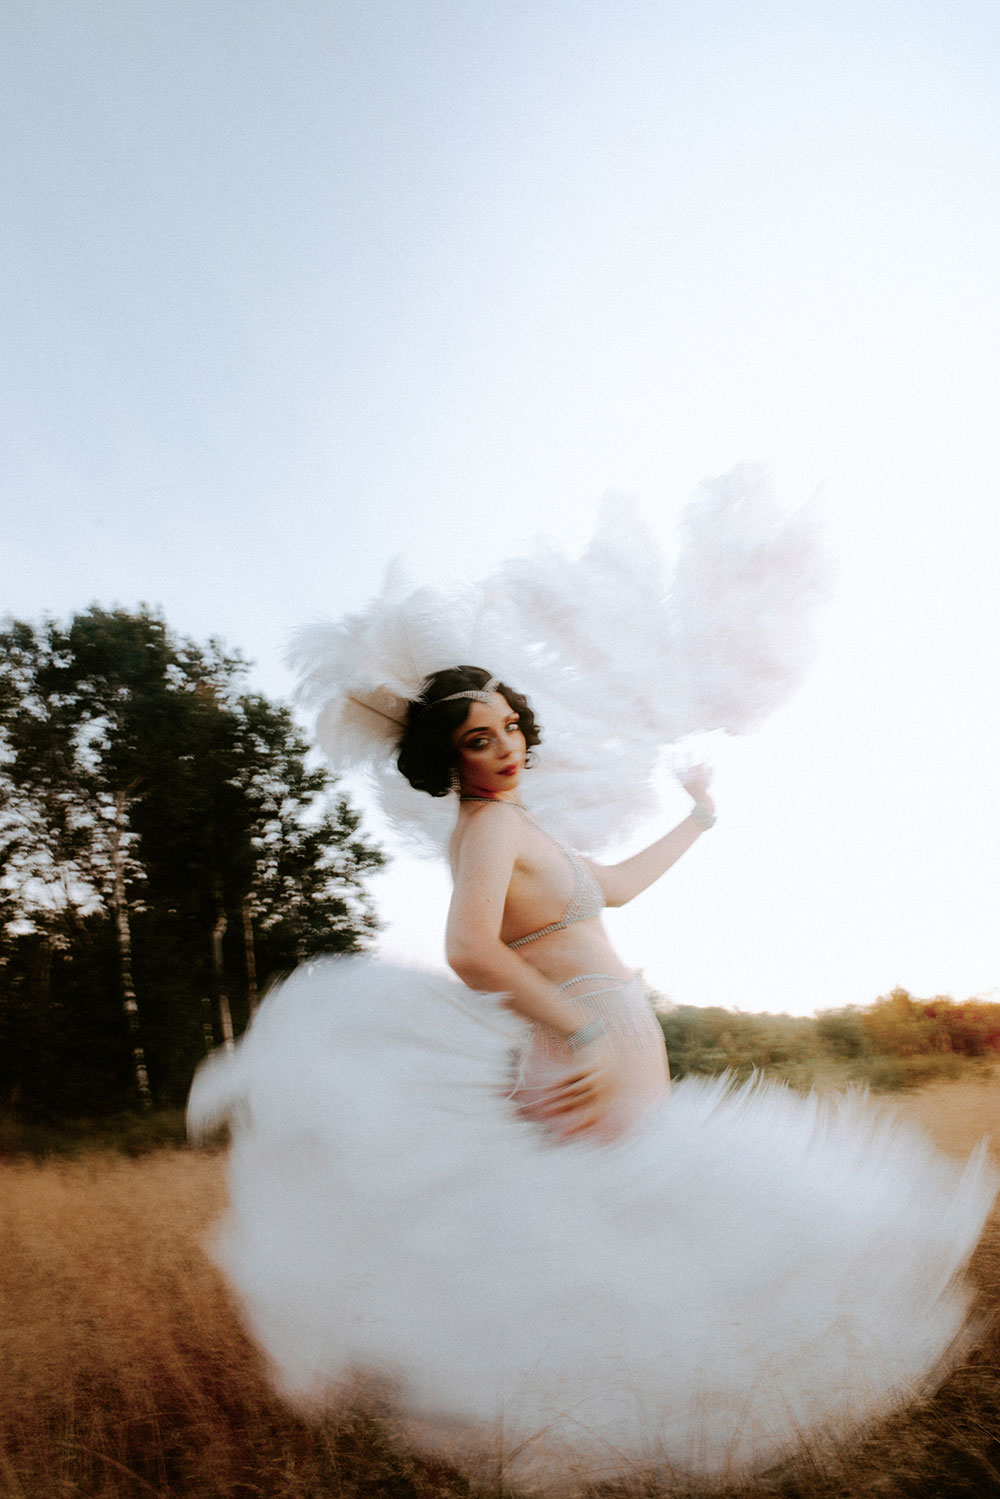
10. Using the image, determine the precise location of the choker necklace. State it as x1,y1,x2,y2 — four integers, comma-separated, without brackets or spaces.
460,794,529,810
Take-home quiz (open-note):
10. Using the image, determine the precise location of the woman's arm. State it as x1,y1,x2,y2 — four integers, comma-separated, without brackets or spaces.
446,807,598,1039
447,804,634,1139
593,766,716,908
447,805,630,1138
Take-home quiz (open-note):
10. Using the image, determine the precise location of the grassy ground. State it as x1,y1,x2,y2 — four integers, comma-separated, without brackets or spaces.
0,1108,191,1161
2,1075,999,1498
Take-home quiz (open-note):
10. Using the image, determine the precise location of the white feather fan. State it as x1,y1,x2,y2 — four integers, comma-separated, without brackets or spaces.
288,465,830,854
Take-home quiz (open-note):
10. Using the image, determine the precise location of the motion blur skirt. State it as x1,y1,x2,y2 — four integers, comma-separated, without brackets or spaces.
188,956,995,1488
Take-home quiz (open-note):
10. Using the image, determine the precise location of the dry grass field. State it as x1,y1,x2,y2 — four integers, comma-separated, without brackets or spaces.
2,1077,999,1499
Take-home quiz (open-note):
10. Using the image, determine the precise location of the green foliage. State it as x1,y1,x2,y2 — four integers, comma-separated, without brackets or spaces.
660,1004,822,1083
657,986,1000,1092
0,607,384,1122
815,1006,869,1058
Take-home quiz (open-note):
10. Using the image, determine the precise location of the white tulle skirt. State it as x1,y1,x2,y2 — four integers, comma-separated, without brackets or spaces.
188,956,995,1488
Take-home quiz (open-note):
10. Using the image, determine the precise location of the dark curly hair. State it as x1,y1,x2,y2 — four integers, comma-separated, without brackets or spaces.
396,666,541,797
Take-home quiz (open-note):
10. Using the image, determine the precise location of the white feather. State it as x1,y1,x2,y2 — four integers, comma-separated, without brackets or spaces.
288,466,831,853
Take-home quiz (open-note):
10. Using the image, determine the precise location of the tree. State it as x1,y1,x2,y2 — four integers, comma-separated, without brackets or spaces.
235,694,383,975
0,608,384,1119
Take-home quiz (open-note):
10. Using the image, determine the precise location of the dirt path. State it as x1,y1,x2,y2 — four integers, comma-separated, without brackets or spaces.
887,1071,1000,1160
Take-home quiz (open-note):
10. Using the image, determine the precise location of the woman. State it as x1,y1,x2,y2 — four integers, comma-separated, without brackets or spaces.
191,659,995,1490
415,664,711,1141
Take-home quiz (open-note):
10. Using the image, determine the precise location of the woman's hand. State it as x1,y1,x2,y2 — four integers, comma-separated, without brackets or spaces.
679,762,714,814
531,1042,630,1142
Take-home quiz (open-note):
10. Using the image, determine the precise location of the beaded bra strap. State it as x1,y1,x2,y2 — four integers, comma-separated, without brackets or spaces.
554,972,616,993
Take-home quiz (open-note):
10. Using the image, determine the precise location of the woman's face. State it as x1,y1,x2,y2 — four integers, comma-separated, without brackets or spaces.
452,692,526,798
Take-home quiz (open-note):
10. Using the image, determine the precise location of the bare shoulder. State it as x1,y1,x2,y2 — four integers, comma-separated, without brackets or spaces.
448,801,524,874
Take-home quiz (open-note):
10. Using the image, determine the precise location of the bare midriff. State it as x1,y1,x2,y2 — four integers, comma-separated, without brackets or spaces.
510,918,634,991
509,919,670,1135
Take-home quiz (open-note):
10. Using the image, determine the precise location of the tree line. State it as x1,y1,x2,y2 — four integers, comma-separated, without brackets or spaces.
660,985,1000,1087
0,608,384,1121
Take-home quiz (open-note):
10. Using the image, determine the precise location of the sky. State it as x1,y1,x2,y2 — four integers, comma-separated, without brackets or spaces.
2,0,998,1016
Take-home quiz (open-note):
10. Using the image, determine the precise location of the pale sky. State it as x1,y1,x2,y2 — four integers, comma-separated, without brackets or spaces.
2,1,997,1016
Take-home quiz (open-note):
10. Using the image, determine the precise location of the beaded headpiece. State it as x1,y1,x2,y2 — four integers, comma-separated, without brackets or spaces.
435,675,499,706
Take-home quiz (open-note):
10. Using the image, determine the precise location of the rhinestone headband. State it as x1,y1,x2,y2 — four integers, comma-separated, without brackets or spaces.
435,675,500,706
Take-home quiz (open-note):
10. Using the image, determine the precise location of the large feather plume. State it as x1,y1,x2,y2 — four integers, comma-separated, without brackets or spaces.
289,465,830,854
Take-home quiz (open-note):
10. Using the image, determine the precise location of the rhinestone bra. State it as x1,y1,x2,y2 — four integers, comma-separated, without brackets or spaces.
506,841,606,947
